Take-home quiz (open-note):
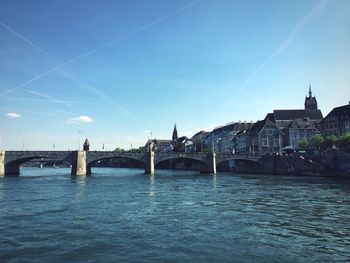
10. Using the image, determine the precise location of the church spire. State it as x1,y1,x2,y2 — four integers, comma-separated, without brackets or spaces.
305,83,318,110
308,82,312,97
172,123,178,142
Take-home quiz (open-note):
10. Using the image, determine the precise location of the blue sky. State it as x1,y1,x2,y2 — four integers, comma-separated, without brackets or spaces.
0,0,349,150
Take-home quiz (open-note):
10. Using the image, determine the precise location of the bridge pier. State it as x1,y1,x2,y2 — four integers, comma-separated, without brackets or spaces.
71,150,87,176
86,164,92,175
145,151,155,175
0,151,4,176
201,153,217,175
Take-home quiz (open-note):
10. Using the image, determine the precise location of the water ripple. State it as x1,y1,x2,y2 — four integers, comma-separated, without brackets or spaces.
1,168,350,262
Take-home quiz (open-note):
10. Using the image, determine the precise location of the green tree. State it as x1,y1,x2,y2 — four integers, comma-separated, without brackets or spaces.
310,134,324,150
114,147,125,152
298,139,309,149
202,147,211,153
129,147,145,153
339,133,350,148
325,135,338,148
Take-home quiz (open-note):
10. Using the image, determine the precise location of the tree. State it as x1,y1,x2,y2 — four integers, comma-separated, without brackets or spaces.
129,147,145,153
202,147,211,153
114,147,125,152
298,139,309,149
309,134,324,150
339,133,350,148
324,135,338,148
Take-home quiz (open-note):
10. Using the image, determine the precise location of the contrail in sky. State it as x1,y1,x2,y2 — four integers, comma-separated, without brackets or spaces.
26,90,77,109
0,19,133,116
0,21,57,61
0,0,201,98
238,0,328,92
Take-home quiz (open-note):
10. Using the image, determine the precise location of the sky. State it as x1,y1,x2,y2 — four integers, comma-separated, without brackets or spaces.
0,0,349,150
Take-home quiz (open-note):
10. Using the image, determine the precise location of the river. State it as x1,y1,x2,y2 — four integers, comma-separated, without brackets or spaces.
1,168,350,262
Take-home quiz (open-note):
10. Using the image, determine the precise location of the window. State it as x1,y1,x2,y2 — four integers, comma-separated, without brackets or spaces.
345,121,350,132
262,139,268,146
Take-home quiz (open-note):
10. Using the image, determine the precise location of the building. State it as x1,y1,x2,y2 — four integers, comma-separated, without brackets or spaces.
184,139,194,153
202,122,254,154
144,139,173,153
168,124,189,152
234,129,251,154
305,84,318,110
173,136,189,152
286,118,320,149
247,114,283,155
223,122,254,154
172,123,178,142
272,85,323,148
190,130,210,152
320,102,350,138
210,122,236,153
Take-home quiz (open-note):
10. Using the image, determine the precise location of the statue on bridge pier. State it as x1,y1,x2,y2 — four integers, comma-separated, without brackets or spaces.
83,139,90,151
147,139,156,153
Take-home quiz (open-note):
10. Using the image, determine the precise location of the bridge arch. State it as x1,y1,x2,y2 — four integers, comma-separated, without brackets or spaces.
86,155,146,174
5,155,68,175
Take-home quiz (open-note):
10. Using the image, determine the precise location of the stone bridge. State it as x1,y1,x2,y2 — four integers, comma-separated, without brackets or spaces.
0,150,261,176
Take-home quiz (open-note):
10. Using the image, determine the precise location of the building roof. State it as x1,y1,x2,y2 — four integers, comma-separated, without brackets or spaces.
191,130,209,141
212,122,236,133
233,122,254,132
211,121,254,135
176,136,189,144
265,113,275,123
144,139,172,147
320,103,350,124
288,118,317,129
249,120,265,134
325,103,350,117
273,109,323,121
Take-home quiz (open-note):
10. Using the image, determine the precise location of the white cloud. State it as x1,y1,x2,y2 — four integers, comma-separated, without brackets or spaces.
6,112,21,118
144,130,152,134
68,115,93,123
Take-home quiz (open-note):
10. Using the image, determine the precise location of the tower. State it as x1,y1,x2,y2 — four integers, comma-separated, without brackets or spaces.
172,123,178,142
304,83,318,110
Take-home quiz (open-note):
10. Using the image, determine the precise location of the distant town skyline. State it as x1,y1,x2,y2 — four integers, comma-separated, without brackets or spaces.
0,0,349,150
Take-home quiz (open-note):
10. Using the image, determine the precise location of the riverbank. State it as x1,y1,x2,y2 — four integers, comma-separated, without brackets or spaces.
233,152,350,177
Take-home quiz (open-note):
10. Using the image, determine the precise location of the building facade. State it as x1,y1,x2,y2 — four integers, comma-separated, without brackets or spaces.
320,103,350,138
286,118,320,149
249,115,282,154
272,85,323,149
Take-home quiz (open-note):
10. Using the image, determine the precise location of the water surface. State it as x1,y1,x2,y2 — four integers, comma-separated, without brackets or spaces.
1,168,350,262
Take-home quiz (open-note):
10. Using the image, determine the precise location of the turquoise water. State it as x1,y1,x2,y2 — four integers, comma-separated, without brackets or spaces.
1,168,350,262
